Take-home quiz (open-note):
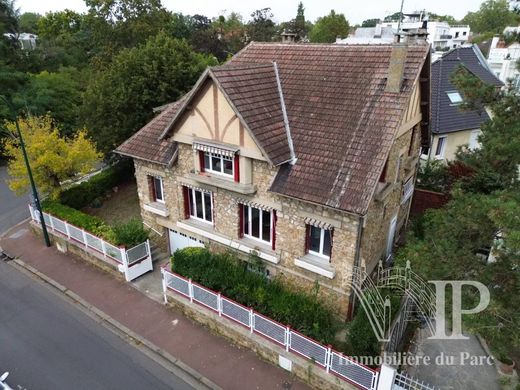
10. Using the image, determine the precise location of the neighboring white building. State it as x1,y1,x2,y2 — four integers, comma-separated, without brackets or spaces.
3,32,38,50
487,35,520,88
337,12,470,60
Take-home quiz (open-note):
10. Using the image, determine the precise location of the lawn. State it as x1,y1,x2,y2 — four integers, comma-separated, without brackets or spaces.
83,178,141,224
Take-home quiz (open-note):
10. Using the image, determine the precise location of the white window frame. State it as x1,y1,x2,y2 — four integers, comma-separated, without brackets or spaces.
153,176,165,204
435,136,447,159
243,205,272,245
204,152,234,178
447,91,463,105
308,226,331,260
188,188,213,225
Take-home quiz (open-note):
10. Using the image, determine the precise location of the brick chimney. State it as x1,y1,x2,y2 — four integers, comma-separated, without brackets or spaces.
385,43,407,93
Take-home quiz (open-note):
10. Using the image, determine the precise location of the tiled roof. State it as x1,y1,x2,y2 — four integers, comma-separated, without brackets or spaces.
230,42,429,215
431,46,503,135
115,100,182,165
211,63,292,165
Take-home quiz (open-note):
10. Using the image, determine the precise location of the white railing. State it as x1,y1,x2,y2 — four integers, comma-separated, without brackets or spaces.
161,267,378,390
401,177,414,204
28,204,152,281
393,372,436,390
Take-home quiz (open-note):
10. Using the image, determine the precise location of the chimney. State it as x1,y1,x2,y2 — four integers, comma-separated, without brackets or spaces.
385,43,407,93
281,30,297,43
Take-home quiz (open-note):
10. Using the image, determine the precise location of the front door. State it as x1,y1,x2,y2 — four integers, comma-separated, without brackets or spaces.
386,215,398,261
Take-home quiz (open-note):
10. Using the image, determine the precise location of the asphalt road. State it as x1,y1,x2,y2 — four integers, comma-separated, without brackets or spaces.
0,260,194,390
0,164,30,235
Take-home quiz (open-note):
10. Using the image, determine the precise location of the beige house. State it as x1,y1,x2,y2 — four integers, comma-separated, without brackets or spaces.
116,41,431,316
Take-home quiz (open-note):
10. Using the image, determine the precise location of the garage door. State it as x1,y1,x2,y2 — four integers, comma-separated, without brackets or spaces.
169,229,205,255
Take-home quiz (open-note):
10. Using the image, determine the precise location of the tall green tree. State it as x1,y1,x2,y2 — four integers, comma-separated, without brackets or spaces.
361,18,380,27
247,8,276,42
462,0,518,34
19,12,41,33
294,2,306,39
82,32,216,154
309,10,349,43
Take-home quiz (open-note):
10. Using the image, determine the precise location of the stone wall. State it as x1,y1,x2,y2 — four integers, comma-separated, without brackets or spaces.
360,125,419,274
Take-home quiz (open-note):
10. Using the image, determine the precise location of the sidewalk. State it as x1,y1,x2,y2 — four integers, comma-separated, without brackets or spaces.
1,222,309,390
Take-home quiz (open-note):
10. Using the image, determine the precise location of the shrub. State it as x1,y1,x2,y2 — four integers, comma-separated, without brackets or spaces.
348,308,380,358
59,159,134,209
171,247,339,344
112,218,149,248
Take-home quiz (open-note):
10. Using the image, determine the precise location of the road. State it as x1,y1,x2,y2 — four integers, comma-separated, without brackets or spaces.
0,260,194,390
0,164,30,234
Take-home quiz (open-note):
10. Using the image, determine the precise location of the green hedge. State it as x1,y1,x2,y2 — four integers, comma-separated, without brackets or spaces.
59,160,134,209
42,200,148,248
171,247,339,344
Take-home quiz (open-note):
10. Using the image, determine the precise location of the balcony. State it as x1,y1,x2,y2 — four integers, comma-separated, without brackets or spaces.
183,172,256,195
439,34,452,40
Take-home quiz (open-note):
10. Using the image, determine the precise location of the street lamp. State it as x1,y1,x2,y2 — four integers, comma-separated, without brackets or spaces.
0,95,51,247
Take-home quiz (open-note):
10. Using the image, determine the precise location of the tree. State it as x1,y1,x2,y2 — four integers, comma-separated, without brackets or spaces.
19,12,41,33
4,115,101,199
82,32,216,154
247,8,276,42
361,18,380,27
462,0,518,34
309,10,349,43
427,12,457,24
383,12,401,22
294,2,306,39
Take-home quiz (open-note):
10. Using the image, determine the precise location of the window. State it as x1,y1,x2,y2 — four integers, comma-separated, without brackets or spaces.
447,91,463,104
202,152,234,177
306,226,332,260
187,188,213,223
242,204,272,244
435,136,447,158
455,32,459,38
148,176,164,203
463,31,467,36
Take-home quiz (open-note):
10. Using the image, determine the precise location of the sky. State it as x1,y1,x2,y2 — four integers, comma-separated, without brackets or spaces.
16,0,484,25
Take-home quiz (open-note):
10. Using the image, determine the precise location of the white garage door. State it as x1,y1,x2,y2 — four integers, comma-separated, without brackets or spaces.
169,229,205,255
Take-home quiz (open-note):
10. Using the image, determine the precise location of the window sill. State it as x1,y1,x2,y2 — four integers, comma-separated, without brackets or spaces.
184,173,256,195
295,254,336,279
144,202,169,217
177,220,279,264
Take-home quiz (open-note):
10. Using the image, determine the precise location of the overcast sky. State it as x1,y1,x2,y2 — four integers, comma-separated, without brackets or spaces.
16,0,483,25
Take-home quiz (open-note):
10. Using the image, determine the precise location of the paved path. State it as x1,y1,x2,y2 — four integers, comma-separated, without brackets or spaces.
0,260,193,390
0,164,30,234
0,223,309,390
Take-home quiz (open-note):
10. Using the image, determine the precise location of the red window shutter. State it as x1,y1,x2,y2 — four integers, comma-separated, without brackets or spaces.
199,151,205,173
182,186,190,219
271,210,277,251
148,176,156,201
379,160,388,183
329,229,334,262
234,155,240,182
304,224,310,254
212,193,215,224
238,204,244,238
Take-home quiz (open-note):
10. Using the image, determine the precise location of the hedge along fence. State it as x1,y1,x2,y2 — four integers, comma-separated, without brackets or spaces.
59,159,134,209
171,247,340,345
42,200,148,248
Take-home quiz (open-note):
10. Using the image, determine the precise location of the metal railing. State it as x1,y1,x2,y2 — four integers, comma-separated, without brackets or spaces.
162,267,378,390
393,372,437,389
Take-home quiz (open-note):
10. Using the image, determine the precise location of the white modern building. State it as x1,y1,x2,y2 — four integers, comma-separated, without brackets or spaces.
487,35,520,88
3,33,37,50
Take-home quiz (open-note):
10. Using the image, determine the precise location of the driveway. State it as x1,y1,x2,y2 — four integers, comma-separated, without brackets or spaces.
0,163,30,234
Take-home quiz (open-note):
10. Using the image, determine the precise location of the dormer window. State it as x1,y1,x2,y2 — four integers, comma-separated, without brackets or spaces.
193,140,240,182
203,152,234,177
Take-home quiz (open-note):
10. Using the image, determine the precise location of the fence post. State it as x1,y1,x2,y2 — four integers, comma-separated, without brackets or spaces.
64,221,71,239
161,269,168,304
376,364,396,390
249,309,254,333
146,239,151,260
217,293,222,316
101,240,107,259
82,230,88,249
120,247,127,266
285,326,290,352
48,215,55,231
189,279,194,303
326,346,332,373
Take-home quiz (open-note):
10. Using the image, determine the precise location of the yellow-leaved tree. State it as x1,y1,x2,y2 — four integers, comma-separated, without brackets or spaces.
5,115,102,199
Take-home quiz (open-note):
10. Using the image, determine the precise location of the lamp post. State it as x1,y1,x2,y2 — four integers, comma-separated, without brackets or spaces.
0,95,51,247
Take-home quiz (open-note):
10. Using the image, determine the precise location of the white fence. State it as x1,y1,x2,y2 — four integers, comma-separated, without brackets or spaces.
162,267,379,390
393,373,436,390
29,204,152,281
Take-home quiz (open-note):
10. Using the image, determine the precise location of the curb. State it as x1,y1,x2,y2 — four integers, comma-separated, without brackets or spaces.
10,258,223,390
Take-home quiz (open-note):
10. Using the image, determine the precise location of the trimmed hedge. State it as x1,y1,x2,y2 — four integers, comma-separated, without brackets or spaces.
42,200,148,248
59,160,134,209
171,247,339,344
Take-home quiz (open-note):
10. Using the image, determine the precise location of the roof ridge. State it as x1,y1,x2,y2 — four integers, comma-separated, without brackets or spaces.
273,61,296,165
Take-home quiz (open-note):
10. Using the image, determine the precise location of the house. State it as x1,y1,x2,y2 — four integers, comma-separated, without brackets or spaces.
487,35,520,89
424,45,503,162
116,39,431,316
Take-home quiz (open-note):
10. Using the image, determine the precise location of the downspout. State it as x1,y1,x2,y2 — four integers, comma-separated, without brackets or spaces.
347,214,365,320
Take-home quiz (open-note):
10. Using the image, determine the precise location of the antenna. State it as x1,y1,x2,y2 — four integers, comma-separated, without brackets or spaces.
397,0,405,34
